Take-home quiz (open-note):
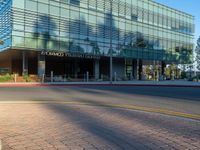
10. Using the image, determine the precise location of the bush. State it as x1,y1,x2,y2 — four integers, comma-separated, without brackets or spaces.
23,73,30,82
188,75,200,82
181,71,187,79
0,74,12,82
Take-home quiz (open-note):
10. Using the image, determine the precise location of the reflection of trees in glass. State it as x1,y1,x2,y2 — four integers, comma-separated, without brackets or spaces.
68,40,84,53
70,0,80,5
90,41,100,55
174,45,193,63
33,15,56,50
60,40,69,51
135,33,147,48
182,49,192,63
195,37,200,71
195,36,200,70
60,41,84,53
29,8,190,63
121,32,155,50
118,32,148,56
97,12,118,55
79,17,89,37
83,38,100,54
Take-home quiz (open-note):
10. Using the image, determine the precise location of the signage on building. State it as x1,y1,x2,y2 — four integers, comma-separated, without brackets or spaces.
40,51,100,59
41,51,65,57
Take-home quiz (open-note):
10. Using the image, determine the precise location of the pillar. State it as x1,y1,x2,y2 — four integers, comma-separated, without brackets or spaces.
138,59,143,80
94,59,100,80
22,51,28,75
132,59,137,79
38,53,45,77
74,59,78,78
161,61,166,80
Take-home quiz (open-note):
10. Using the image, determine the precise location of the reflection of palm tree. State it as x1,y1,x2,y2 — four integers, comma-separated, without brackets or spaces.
179,47,193,63
135,32,147,48
33,15,56,51
68,40,84,53
97,12,118,55
70,0,80,5
90,41,100,55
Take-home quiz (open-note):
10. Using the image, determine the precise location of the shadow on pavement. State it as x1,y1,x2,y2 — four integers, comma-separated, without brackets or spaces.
43,98,200,149
44,103,159,149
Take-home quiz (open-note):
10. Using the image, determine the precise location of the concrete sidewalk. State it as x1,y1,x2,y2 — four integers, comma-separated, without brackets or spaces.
0,80,200,87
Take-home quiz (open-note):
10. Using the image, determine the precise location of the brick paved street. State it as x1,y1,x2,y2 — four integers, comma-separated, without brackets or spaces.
0,103,200,150
0,86,200,150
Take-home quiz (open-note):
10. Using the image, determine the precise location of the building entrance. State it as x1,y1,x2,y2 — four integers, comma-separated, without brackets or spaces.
45,56,94,79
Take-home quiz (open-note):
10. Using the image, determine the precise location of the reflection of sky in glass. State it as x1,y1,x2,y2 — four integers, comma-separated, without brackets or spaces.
0,0,194,62
155,0,199,43
0,0,12,51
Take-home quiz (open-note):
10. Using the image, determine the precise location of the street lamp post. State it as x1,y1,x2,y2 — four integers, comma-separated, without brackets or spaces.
109,0,113,84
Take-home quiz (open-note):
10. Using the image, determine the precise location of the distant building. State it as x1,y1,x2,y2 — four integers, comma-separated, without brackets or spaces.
0,0,195,80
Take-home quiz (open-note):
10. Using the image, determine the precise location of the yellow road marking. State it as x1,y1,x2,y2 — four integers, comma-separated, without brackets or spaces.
0,101,200,120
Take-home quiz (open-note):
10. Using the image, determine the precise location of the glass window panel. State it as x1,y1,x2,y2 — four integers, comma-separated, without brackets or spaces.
61,8,69,18
13,0,25,8
70,10,79,19
38,3,48,14
13,24,24,30
25,37,37,48
12,36,24,47
50,5,60,16
25,0,37,11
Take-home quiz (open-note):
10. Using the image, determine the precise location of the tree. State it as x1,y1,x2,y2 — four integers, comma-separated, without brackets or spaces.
0,40,3,45
195,36,200,71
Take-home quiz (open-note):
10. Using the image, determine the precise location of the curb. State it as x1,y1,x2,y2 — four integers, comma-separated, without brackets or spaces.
0,83,200,88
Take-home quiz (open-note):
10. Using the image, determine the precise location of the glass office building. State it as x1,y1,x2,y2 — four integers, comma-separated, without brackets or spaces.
0,0,194,80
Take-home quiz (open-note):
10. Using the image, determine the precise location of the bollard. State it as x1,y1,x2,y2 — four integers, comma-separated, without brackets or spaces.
51,71,53,82
86,71,89,82
114,72,117,82
14,74,17,83
42,74,45,83
130,72,133,80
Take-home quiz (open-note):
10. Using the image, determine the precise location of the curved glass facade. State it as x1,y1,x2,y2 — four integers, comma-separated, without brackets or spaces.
0,0,12,51
1,0,195,63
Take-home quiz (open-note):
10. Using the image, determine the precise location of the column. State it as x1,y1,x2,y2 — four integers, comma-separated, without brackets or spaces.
161,61,166,80
74,59,78,79
138,59,143,80
94,59,100,81
132,59,137,80
38,53,45,77
22,51,28,75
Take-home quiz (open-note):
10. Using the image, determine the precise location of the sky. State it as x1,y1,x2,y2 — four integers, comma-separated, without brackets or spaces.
155,0,200,45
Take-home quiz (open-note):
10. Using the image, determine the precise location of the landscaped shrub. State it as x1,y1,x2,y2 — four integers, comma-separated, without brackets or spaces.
0,74,12,82
23,73,30,82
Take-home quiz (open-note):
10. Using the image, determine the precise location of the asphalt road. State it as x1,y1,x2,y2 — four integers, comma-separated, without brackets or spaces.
0,86,200,150
0,86,200,115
